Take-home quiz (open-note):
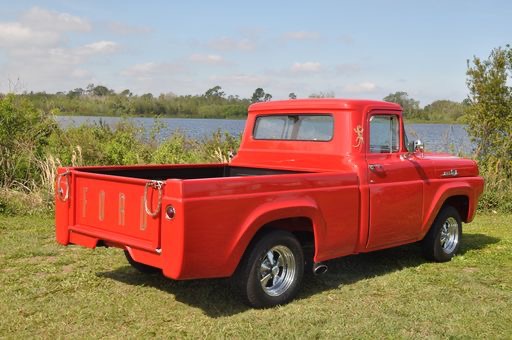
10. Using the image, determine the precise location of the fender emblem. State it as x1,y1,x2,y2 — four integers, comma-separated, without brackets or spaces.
441,169,458,177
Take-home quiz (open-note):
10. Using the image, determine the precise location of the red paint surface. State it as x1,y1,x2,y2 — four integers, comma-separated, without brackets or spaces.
55,99,484,280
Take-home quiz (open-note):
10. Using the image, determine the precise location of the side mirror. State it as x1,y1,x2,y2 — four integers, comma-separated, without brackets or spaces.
406,139,424,158
413,139,424,152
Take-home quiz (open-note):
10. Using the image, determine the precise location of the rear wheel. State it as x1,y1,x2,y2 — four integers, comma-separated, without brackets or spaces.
124,250,160,274
422,205,462,262
234,230,304,308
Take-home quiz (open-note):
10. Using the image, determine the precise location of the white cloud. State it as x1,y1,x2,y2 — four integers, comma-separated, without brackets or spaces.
121,62,158,77
343,82,378,93
291,62,322,73
283,31,320,41
1,39,121,91
0,22,60,47
20,6,91,32
189,54,225,64
107,21,151,35
78,41,119,55
208,37,256,51
121,62,187,80
0,7,93,50
0,7,120,93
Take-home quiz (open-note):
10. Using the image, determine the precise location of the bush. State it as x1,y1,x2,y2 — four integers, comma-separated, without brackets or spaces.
47,119,151,166
102,122,150,165
150,129,241,164
151,132,201,164
0,94,57,189
0,188,48,216
466,45,512,212
199,130,240,162
477,159,512,213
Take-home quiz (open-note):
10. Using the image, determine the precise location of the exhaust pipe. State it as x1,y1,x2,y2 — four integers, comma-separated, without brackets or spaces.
313,262,328,275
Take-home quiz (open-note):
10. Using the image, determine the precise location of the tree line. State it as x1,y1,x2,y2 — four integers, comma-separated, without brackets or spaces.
383,92,467,122
17,85,254,118
5,84,466,122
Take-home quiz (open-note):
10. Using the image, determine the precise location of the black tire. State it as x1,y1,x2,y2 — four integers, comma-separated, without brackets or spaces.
422,205,462,262
124,250,160,274
233,230,304,308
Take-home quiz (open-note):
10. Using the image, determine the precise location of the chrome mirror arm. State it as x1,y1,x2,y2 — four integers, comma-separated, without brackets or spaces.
414,139,424,158
403,139,424,159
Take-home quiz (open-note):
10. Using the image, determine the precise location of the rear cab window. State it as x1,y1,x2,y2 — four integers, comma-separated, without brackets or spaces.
253,114,333,141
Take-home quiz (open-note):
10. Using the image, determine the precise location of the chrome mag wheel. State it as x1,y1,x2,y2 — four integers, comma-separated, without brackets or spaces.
422,205,462,262
440,216,459,254
259,245,296,297
234,230,304,308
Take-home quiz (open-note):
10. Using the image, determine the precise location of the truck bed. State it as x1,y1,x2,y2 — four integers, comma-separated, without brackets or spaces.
56,163,360,280
58,164,305,253
78,164,301,180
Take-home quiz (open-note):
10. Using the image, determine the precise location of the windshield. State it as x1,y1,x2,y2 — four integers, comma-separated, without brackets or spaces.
253,114,333,141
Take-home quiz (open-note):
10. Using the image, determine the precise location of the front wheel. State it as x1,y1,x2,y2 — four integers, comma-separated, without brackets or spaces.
422,205,462,262
234,230,304,308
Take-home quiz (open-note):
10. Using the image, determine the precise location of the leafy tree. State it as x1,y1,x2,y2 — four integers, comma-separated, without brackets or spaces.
250,88,272,103
309,91,335,98
251,88,266,103
466,45,512,175
67,88,84,98
204,86,225,100
86,83,95,95
423,100,466,122
92,85,112,97
120,89,132,97
383,91,420,118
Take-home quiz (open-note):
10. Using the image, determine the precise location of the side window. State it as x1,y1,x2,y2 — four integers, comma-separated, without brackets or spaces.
369,115,399,153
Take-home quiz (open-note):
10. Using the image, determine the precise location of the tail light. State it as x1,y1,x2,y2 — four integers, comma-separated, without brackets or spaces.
165,205,176,220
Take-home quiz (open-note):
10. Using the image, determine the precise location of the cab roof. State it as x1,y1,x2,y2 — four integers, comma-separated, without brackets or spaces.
248,98,401,113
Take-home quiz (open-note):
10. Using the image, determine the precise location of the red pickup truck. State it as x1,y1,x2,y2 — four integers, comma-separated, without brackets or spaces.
55,99,484,308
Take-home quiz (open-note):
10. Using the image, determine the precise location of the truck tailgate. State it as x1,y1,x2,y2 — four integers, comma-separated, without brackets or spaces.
69,170,162,252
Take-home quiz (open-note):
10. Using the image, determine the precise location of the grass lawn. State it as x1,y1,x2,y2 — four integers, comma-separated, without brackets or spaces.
0,213,510,338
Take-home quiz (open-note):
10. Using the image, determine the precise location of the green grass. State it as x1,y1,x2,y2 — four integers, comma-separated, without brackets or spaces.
1,214,511,338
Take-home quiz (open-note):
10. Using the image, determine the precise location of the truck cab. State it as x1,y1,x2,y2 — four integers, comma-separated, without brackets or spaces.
235,99,481,252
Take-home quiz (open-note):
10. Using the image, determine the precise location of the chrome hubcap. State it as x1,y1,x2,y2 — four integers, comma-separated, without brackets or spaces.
259,245,296,296
440,217,459,254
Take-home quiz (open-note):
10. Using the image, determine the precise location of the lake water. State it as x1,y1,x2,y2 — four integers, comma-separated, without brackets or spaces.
55,116,473,155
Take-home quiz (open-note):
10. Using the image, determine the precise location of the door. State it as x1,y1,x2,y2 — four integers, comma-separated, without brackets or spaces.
366,114,428,249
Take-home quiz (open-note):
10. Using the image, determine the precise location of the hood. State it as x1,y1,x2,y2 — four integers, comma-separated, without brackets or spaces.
424,153,479,178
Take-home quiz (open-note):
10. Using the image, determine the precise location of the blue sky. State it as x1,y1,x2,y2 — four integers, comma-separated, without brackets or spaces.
0,1,510,105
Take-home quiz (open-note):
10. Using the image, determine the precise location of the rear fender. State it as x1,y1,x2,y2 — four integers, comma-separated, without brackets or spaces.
226,198,326,275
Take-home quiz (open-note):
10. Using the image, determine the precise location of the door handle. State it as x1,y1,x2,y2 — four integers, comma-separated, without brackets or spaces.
369,164,383,172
